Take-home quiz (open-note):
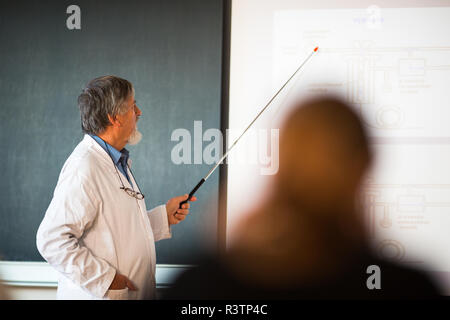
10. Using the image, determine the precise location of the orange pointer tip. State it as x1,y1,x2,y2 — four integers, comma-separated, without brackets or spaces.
314,47,319,52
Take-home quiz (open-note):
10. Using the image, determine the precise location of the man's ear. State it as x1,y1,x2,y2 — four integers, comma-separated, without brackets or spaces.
107,114,121,127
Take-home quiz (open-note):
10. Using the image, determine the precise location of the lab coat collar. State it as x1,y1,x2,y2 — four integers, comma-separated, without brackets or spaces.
90,135,130,166
82,135,133,170
82,135,119,171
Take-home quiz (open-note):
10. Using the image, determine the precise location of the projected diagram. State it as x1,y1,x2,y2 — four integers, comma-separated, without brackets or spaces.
272,8,450,269
362,182,450,263
315,44,449,135
273,8,450,140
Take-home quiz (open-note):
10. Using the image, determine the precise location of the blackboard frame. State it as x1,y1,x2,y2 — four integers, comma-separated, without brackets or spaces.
217,0,231,256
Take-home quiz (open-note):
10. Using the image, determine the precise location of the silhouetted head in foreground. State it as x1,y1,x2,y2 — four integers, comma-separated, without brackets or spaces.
167,96,441,299
278,96,371,217
228,96,372,288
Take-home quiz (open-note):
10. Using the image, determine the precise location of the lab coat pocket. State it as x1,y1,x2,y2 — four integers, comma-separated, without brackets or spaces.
105,287,129,300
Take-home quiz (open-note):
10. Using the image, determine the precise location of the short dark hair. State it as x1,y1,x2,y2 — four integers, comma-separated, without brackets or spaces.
78,75,134,135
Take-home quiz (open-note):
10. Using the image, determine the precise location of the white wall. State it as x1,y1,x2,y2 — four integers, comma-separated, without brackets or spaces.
0,261,189,300
4,285,56,300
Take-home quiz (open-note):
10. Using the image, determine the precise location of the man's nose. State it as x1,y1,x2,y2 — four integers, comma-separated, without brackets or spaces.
135,105,142,116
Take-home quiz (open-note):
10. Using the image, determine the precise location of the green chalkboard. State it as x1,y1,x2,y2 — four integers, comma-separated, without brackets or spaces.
0,0,224,264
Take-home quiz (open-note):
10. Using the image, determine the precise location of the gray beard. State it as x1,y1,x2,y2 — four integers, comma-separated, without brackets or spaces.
127,127,143,145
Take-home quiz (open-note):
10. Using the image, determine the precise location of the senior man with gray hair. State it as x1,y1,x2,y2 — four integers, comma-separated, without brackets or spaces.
36,75,196,300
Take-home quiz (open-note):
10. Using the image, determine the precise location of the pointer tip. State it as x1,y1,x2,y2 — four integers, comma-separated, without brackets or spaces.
314,47,319,52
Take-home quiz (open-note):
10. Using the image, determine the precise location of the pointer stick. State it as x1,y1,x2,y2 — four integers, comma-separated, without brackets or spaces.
179,47,319,208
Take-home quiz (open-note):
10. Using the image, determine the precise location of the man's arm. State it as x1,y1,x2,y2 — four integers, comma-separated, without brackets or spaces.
147,205,172,242
36,172,116,298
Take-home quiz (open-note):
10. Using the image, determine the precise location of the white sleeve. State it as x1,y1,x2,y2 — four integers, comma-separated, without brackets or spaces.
36,172,116,298
147,205,172,242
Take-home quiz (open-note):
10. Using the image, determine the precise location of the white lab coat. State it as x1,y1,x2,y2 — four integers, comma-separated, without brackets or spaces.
36,134,171,300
